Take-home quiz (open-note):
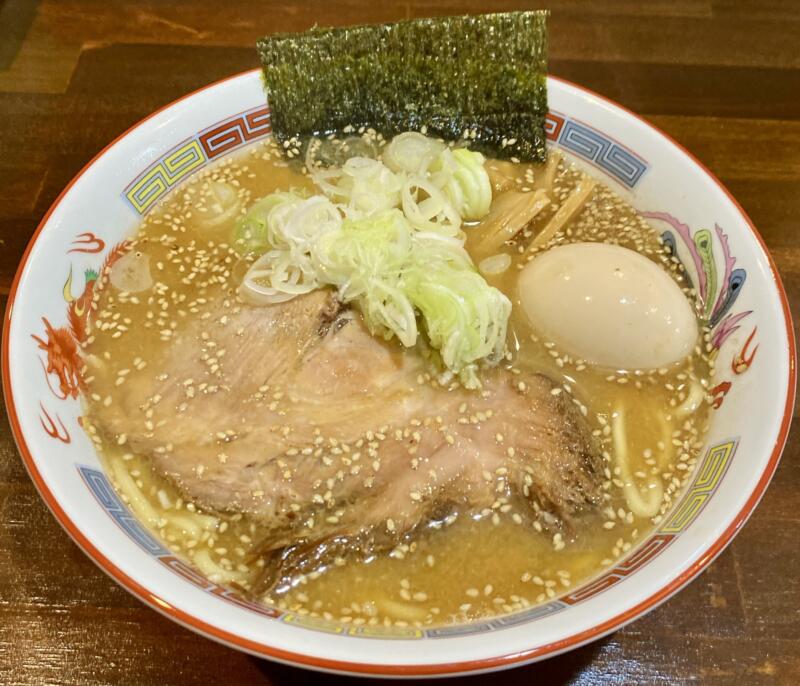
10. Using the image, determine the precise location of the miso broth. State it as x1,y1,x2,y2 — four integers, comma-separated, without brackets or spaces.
81,138,712,628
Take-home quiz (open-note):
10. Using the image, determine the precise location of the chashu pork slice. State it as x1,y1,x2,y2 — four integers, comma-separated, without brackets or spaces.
86,288,603,590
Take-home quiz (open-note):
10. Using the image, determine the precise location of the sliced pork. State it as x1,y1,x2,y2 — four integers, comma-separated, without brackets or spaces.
87,281,602,592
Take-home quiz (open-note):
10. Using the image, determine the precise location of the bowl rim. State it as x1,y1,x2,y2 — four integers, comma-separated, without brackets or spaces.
2,68,795,677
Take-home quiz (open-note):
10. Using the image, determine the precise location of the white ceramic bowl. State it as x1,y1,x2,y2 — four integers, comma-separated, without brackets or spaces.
3,70,794,677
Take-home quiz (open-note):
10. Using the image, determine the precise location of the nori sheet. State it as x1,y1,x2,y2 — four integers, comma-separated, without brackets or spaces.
257,11,549,162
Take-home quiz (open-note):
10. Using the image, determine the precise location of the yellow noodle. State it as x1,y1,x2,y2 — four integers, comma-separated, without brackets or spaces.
192,549,247,585
674,379,705,418
376,599,429,622
110,459,161,528
165,513,216,540
657,415,674,469
612,408,664,518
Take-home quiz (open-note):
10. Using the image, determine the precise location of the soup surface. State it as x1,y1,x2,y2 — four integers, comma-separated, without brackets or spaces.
81,137,712,628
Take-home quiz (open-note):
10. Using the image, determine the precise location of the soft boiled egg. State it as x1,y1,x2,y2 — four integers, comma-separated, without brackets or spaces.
518,242,698,370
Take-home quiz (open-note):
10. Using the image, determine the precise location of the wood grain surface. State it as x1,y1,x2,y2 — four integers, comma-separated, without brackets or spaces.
1,1,798,684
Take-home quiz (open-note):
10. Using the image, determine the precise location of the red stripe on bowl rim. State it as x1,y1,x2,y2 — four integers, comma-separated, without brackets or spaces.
2,69,795,677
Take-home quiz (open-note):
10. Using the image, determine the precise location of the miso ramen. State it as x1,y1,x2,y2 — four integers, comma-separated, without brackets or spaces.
80,131,712,628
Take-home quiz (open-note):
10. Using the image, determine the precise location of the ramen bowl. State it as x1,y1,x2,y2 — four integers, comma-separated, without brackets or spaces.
2,70,794,677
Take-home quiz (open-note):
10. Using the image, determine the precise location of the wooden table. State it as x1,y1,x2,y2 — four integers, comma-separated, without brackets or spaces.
1,1,798,683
